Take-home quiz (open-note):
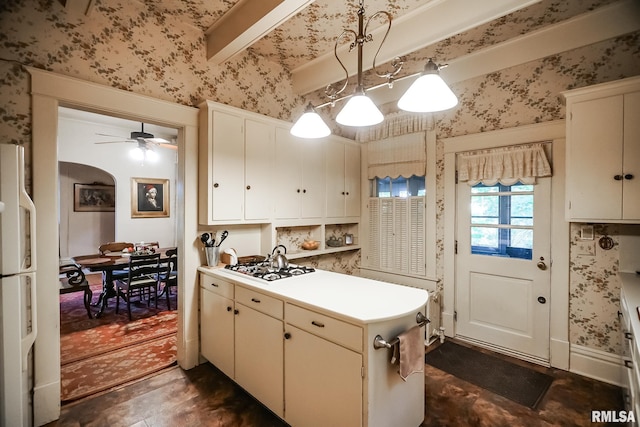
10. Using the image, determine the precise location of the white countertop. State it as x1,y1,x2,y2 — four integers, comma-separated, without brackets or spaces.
198,265,429,324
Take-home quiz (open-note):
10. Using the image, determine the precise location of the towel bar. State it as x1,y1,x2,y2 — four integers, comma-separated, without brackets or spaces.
373,312,429,350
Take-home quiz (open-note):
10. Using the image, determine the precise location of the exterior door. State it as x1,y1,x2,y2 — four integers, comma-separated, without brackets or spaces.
455,178,551,360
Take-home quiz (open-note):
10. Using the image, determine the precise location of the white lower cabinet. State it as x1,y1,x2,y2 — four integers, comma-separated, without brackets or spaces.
234,287,284,417
284,324,363,427
200,275,235,378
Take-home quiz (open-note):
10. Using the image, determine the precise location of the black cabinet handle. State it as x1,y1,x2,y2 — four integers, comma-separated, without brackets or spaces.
297,189,301,193
311,320,325,328
284,332,291,340
234,309,239,315
213,182,220,188
251,298,261,303
625,174,634,180
625,360,633,369
246,185,251,190
303,189,307,193
226,306,232,312
614,175,623,181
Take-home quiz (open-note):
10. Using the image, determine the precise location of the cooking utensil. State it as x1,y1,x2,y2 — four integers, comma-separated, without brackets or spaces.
200,232,215,247
216,230,229,247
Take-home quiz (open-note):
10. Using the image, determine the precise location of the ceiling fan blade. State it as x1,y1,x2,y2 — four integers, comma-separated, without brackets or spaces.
146,137,171,144
96,132,127,138
94,140,135,144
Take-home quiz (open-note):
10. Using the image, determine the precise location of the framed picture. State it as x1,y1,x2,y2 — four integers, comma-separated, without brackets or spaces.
131,178,170,218
74,184,115,212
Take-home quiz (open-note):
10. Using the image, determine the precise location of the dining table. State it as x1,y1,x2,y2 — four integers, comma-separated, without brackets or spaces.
72,248,173,318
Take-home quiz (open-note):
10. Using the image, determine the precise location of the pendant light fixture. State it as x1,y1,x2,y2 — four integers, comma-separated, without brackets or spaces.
290,0,458,139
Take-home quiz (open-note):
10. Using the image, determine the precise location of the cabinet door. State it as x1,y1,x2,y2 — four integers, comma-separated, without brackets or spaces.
301,138,325,218
212,111,245,221
344,143,361,217
245,119,274,220
284,325,362,427
567,95,623,220
235,304,284,417
325,139,345,218
274,128,302,219
200,287,235,378
623,91,640,219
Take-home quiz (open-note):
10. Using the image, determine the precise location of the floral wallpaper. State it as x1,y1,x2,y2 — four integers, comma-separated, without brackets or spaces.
1,0,640,360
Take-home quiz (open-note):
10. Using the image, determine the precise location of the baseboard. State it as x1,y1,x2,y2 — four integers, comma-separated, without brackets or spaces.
570,343,623,386
34,380,61,426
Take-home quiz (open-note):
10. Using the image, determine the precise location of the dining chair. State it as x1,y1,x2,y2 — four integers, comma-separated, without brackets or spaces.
115,253,161,320
159,248,177,310
98,241,134,295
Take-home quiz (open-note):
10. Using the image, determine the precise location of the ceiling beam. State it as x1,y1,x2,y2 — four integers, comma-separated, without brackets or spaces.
292,0,541,95
366,0,640,107
205,0,314,65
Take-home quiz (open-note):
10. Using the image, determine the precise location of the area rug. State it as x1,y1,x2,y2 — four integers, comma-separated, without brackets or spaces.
60,273,178,402
60,334,177,402
425,341,553,409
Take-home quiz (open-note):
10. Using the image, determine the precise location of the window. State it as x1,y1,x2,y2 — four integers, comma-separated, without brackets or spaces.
367,175,426,276
470,183,533,260
371,175,425,198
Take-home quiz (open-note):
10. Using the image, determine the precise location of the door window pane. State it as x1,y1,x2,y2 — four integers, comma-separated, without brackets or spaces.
470,183,533,260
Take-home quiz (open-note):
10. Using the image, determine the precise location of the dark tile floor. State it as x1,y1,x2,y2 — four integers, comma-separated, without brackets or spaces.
48,340,625,427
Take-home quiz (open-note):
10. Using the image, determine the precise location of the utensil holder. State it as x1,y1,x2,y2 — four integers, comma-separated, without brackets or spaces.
205,246,220,267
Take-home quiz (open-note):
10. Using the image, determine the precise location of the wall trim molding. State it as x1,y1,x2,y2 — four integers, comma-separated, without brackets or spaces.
570,344,624,386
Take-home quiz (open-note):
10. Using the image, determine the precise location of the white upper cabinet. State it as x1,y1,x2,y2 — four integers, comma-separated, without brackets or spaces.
326,138,361,219
563,77,640,223
199,101,274,224
274,127,325,220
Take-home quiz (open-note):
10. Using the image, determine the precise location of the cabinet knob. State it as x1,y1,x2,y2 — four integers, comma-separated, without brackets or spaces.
246,185,251,190
614,175,623,181
297,189,301,193
234,309,239,315
284,332,291,340
346,192,349,196
251,298,261,303
311,320,325,328
213,182,220,188
342,191,345,195
625,360,634,369
303,189,307,193
625,174,634,180
226,306,232,312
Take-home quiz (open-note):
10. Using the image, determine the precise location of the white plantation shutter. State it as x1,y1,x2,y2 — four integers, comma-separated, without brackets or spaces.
368,197,425,276
368,199,380,268
409,197,426,275
380,199,394,270
394,199,409,273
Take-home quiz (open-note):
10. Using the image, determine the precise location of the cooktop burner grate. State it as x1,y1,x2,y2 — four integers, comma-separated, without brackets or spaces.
224,262,315,281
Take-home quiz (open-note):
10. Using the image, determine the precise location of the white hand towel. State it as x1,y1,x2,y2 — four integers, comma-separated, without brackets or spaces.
397,325,424,381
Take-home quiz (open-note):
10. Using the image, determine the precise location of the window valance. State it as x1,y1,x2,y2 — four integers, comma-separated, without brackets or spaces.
457,142,552,186
367,132,426,179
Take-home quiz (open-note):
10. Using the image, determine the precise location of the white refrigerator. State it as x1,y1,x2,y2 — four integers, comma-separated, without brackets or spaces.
0,144,38,427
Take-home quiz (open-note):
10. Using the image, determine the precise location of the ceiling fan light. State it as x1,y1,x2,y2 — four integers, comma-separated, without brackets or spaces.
130,146,144,161
398,73,458,113
290,104,331,138
336,94,383,127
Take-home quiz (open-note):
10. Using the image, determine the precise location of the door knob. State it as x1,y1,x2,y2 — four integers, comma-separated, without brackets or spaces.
536,257,547,270
537,296,546,304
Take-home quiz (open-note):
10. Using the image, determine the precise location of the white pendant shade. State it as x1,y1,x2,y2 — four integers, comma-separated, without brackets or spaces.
290,109,331,138
398,73,458,113
336,94,384,126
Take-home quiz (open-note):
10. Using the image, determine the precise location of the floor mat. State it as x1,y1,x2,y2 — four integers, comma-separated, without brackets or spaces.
425,341,553,409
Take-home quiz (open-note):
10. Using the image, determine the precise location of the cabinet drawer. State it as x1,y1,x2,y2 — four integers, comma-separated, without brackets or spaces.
285,303,362,352
236,286,283,319
200,274,234,299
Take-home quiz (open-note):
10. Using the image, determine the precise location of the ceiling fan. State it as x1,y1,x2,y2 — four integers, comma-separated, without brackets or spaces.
95,123,176,150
